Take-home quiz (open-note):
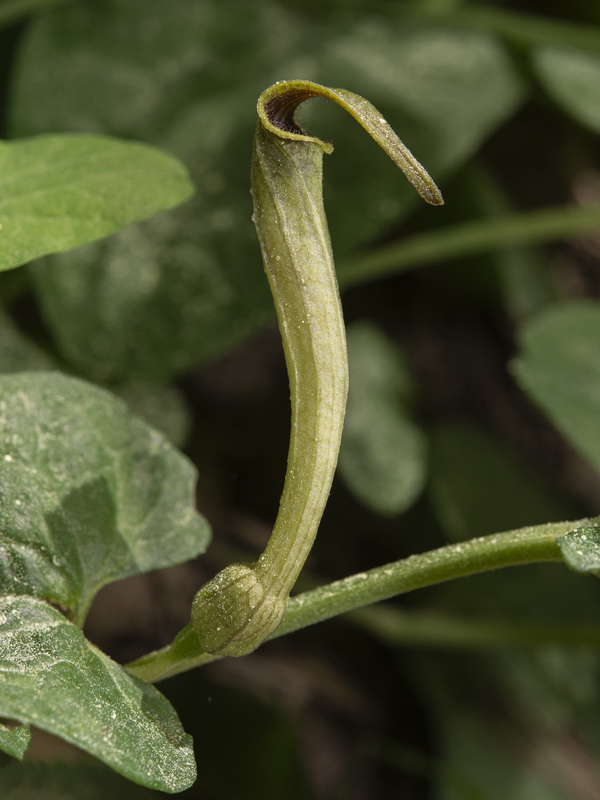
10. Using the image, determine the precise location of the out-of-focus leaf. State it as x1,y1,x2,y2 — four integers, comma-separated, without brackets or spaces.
9,0,523,379
303,19,524,260
532,46,600,133
338,322,426,515
512,302,600,479
497,646,600,743
429,560,600,630
9,0,282,380
0,0,76,29
0,309,55,372
111,381,191,448
498,248,557,322
0,722,30,760
0,134,193,273
428,420,573,541
435,707,578,800
413,641,600,800
465,162,558,321
0,595,195,793
0,372,210,622
0,759,156,799
0,311,189,444
557,526,600,574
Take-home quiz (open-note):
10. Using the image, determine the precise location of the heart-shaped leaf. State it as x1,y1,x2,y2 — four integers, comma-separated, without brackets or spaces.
0,371,210,623
533,46,600,133
428,420,574,541
0,310,191,446
0,595,195,792
338,322,426,515
512,301,600,478
0,134,193,272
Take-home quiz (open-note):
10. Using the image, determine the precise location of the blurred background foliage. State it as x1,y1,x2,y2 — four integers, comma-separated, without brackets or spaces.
1,0,600,797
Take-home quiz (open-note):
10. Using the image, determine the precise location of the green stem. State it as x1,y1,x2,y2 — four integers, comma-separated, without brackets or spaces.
127,519,577,683
398,5,600,52
276,522,566,636
339,203,600,286
453,6,600,52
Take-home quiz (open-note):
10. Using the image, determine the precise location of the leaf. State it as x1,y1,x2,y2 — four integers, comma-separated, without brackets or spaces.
532,46,600,133
10,0,280,380
465,162,559,322
0,371,210,622
0,310,189,444
0,722,30,761
0,134,194,273
512,301,600,478
0,308,56,373
338,323,426,515
303,19,525,260
413,644,600,800
435,708,577,800
0,0,75,30
428,420,573,541
111,381,192,448
0,595,195,793
557,526,600,574
8,0,524,379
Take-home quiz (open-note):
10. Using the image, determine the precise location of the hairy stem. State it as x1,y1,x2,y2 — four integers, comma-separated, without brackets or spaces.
128,519,577,683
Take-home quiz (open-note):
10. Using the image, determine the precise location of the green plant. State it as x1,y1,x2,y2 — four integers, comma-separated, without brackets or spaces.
2,2,600,798
191,80,441,658
0,73,598,794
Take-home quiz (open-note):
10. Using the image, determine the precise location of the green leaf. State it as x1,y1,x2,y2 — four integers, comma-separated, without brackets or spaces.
428,421,573,541
0,308,56,373
557,525,600,574
9,0,280,380
512,301,600,478
304,19,525,259
413,643,600,800
0,134,193,273
532,46,600,133
435,707,574,800
0,311,189,447
338,323,426,515
0,310,189,444
0,722,30,761
0,371,210,622
8,0,523,379
0,595,195,793
0,0,76,30
110,381,192,448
